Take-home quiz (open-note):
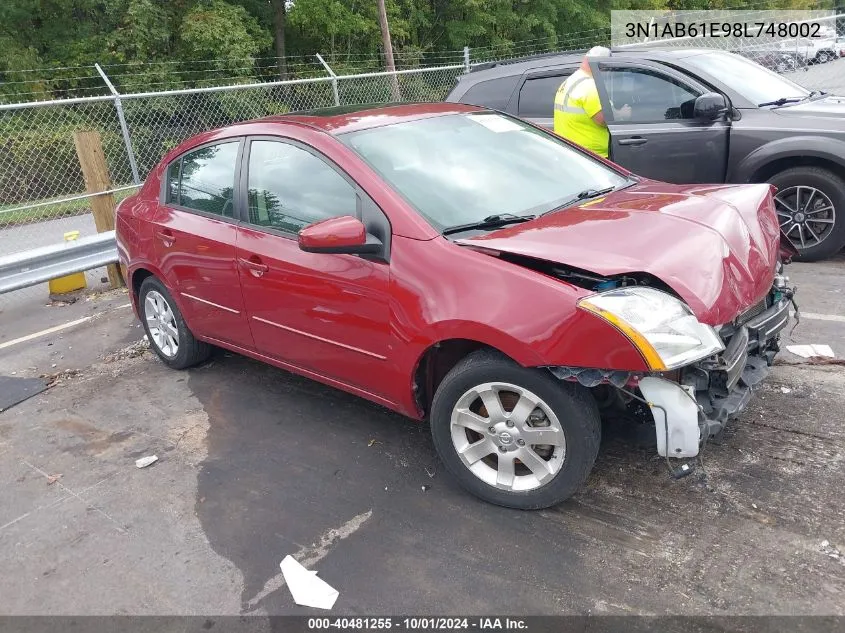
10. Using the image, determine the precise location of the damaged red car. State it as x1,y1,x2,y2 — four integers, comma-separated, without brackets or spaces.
116,103,797,509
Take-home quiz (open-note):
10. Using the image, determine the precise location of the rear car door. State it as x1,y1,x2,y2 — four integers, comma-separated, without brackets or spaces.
235,137,393,397
591,59,730,183
512,65,578,129
154,139,254,349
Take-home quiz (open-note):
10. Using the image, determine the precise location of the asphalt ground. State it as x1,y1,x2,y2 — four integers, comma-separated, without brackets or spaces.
0,254,844,619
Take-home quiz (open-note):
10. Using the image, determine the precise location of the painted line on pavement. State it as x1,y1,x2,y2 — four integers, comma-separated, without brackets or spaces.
244,509,373,611
0,303,132,351
793,311,845,324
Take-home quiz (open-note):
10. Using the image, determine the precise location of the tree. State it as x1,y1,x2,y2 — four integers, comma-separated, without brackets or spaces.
106,0,170,63
179,0,271,73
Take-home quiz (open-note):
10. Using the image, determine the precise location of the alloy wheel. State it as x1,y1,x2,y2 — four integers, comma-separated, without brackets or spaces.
449,382,566,492
775,185,836,250
144,290,180,358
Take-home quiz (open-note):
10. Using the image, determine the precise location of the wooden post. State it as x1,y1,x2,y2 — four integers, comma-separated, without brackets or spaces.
73,130,125,289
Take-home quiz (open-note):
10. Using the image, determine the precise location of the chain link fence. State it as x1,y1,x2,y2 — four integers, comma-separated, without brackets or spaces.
0,63,463,308
612,8,845,94
2,8,844,310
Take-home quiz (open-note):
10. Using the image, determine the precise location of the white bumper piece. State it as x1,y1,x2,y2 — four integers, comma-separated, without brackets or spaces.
638,377,701,458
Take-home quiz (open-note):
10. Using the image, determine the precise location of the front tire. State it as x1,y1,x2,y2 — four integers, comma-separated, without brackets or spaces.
430,350,601,510
768,166,845,261
139,276,211,369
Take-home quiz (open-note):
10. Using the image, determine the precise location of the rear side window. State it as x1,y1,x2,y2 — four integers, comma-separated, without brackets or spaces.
518,74,572,118
167,141,240,218
459,76,520,110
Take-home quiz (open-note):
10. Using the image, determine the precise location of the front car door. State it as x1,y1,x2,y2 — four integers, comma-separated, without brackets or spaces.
591,59,730,183
153,139,254,349
234,137,393,398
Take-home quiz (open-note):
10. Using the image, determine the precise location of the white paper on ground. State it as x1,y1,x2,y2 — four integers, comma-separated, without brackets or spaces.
280,555,339,610
786,344,835,358
135,455,158,468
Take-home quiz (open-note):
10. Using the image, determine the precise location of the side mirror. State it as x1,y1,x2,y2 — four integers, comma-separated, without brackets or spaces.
298,215,382,255
693,92,729,120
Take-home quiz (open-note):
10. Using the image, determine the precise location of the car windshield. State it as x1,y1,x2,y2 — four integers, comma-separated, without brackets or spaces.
682,51,809,105
338,112,630,231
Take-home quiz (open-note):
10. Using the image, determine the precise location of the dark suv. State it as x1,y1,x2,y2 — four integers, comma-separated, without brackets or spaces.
446,48,845,261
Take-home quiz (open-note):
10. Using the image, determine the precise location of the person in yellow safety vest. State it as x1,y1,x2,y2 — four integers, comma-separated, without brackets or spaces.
553,46,632,158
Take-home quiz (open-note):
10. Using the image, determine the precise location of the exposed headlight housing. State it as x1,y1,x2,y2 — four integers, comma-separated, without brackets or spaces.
577,287,724,371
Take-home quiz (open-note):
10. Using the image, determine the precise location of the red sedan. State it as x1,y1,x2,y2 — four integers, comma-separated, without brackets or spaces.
116,103,796,509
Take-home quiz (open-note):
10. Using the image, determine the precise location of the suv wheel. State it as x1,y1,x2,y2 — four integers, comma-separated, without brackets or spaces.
430,350,600,510
768,166,845,261
139,276,211,369
816,50,832,63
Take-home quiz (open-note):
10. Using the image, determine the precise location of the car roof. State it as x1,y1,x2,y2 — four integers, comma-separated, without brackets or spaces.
232,102,485,136
457,47,726,82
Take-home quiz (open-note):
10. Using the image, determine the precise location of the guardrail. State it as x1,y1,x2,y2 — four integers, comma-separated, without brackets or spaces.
0,231,117,294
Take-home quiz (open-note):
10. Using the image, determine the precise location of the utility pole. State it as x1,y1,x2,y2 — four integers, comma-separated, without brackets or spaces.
377,0,401,101
273,0,288,79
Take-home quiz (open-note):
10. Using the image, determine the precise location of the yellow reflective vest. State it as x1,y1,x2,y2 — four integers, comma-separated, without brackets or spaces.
553,69,609,158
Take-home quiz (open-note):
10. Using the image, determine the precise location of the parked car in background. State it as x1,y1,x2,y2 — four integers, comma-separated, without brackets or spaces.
116,103,796,509
779,37,839,64
739,49,798,74
447,48,845,261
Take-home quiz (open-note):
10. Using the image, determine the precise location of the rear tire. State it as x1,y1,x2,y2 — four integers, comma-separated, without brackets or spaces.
430,350,601,510
139,276,211,369
767,166,845,262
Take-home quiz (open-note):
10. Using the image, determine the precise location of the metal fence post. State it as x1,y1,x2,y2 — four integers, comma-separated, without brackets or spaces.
315,54,341,106
464,47,471,73
95,63,141,185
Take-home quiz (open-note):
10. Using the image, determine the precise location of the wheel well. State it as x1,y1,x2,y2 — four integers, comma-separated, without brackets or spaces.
752,156,845,184
131,268,154,300
413,339,509,419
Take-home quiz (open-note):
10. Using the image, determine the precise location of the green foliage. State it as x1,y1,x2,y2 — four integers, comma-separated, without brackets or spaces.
106,0,171,63
0,0,837,100
0,107,131,203
179,0,272,70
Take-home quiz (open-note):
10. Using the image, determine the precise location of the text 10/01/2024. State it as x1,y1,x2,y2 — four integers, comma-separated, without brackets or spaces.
307,618,529,630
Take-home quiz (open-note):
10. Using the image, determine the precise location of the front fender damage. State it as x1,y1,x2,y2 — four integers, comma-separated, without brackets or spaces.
547,274,795,464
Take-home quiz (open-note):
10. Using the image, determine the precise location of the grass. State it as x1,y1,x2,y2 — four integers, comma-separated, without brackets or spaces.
0,188,138,228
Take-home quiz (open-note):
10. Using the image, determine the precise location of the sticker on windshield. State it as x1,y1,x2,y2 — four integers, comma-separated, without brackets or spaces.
466,113,523,133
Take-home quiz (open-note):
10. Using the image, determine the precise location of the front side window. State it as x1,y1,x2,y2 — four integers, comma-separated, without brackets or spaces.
682,51,809,105
598,67,701,122
246,140,357,234
172,141,239,218
518,73,573,118
339,112,630,231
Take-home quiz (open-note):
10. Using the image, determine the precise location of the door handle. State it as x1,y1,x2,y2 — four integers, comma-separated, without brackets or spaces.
238,256,269,277
618,137,648,146
155,229,174,246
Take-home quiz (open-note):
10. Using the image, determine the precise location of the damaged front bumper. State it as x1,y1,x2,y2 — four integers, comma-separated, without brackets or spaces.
548,271,796,460
641,282,794,458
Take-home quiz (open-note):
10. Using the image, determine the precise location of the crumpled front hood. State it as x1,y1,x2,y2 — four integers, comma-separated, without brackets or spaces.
458,181,781,325
774,94,845,119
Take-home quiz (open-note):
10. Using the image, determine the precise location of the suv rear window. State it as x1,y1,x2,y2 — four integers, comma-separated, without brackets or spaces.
459,76,520,110
518,73,572,118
